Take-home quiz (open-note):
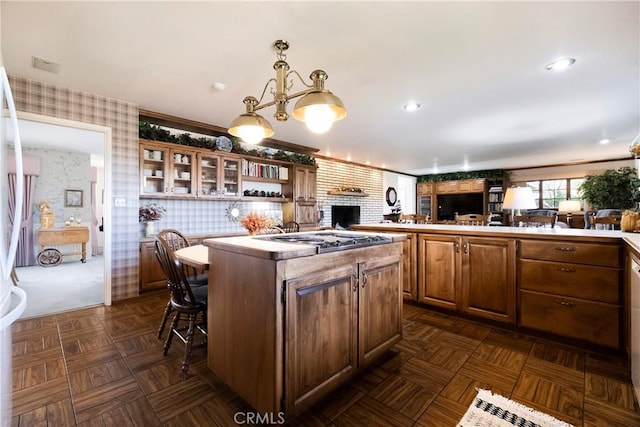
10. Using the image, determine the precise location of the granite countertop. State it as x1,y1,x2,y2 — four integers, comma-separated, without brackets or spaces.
203,230,407,261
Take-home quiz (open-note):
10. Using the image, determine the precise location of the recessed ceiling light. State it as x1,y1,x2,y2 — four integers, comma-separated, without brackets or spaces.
346,155,352,162
365,160,371,165
326,150,331,156
403,102,421,112
545,57,576,72
599,138,610,145
381,164,386,168
212,82,226,91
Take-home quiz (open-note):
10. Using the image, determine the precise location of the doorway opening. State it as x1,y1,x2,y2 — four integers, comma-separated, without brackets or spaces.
8,112,112,318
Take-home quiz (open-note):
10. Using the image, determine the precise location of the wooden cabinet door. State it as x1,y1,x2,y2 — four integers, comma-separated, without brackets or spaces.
139,241,167,291
140,142,170,196
285,264,358,416
296,202,317,231
461,237,516,323
416,182,433,195
197,153,219,197
417,234,461,310
436,180,460,194
169,147,197,197
359,255,403,366
402,234,417,300
294,166,317,202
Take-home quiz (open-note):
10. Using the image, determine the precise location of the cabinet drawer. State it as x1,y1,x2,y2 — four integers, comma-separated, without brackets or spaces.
519,240,620,267
519,290,619,348
519,259,620,303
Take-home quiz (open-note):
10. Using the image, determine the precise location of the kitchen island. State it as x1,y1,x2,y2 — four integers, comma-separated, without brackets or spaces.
203,231,406,419
353,223,629,351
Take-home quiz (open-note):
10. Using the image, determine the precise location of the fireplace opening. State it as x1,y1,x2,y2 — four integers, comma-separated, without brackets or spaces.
331,205,361,229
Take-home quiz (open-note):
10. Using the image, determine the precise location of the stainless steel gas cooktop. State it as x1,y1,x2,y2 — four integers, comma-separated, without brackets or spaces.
256,232,392,253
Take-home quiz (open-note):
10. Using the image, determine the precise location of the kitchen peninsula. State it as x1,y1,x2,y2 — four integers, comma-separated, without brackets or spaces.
353,223,631,353
203,231,406,418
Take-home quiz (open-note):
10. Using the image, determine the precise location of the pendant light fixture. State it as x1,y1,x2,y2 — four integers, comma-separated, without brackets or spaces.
228,40,347,144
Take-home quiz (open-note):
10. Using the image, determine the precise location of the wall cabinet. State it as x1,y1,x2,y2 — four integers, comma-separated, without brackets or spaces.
285,254,402,414
283,165,319,230
140,139,293,202
417,182,433,195
435,179,486,194
417,234,515,323
518,239,622,348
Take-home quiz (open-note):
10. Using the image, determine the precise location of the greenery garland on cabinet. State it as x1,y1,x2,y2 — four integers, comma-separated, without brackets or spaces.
417,169,508,182
139,120,316,165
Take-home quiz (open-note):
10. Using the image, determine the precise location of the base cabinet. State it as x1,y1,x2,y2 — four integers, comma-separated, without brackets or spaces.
139,241,167,291
417,234,515,323
208,241,404,419
285,254,402,415
518,239,622,348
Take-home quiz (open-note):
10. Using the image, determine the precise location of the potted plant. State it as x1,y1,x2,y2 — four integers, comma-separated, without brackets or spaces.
139,203,166,237
579,167,640,210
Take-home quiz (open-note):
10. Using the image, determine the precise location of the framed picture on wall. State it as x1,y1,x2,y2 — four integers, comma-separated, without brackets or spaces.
64,189,83,207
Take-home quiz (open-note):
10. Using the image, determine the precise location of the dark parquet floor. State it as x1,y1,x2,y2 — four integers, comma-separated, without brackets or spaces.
11,291,640,426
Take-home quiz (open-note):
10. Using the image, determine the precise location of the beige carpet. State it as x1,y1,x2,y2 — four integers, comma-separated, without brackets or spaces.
458,389,574,427
15,255,104,319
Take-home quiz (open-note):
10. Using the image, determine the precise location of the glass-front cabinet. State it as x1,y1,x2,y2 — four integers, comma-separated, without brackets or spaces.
140,141,197,198
221,157,240,197
198,154,219,197
140,139,291,201
140,143,170,196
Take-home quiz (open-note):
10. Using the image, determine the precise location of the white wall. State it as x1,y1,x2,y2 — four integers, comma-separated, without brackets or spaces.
383,171,416,214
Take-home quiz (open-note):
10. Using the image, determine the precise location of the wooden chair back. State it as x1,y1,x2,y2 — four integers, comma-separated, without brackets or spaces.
157,228,202,277
281,221,300,233
514,213,557,228
154,238,202,312
590,214,621,230
399,214,428,224
257,226,285,235
454,213,490,226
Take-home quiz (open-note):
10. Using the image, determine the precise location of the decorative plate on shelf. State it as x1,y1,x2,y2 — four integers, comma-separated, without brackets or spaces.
216,136,232,152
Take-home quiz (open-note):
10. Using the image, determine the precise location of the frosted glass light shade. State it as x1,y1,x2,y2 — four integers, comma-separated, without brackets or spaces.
292,90,346,134
558,200,582,212
503,187,537,210
228,112,274,144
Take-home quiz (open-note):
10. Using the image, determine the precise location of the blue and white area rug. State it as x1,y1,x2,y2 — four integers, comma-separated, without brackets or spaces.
458,389,574,427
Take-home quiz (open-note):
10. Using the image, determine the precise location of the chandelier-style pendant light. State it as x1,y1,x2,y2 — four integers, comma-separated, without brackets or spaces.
229,40,347,144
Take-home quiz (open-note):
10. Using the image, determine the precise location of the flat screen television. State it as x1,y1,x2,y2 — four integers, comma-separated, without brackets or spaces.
437,193,484,221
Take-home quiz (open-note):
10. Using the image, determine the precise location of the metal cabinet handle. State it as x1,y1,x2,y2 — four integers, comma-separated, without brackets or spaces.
455,242,460,253
352,274,358,292
463,242,469,254
554,300,575,307
361,273,368,288
555,266,576,273
554,246,576,252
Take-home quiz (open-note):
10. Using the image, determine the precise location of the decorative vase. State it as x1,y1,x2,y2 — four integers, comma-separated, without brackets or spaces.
144,221,156,237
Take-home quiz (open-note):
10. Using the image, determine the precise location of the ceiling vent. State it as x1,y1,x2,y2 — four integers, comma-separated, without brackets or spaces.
32,56,60,73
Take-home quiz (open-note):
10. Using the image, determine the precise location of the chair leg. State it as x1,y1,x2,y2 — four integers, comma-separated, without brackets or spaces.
181,313,197,379
163,312,180,356
157,300,173,339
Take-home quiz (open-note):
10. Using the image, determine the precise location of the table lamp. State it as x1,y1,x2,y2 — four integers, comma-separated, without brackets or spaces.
503,186,537,226
558,200,582,226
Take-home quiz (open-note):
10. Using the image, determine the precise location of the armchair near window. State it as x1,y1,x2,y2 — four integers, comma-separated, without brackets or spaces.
585,209,622,230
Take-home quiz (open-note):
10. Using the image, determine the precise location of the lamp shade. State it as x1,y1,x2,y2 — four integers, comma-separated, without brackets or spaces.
292,90,347,134
503,187,537,210
228,112,274,144
558,200,582,212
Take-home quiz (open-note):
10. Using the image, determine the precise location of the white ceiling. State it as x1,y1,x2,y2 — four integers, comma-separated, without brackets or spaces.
2,1,638,175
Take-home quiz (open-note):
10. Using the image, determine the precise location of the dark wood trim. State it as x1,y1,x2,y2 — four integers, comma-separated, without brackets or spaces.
139,109,319,154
